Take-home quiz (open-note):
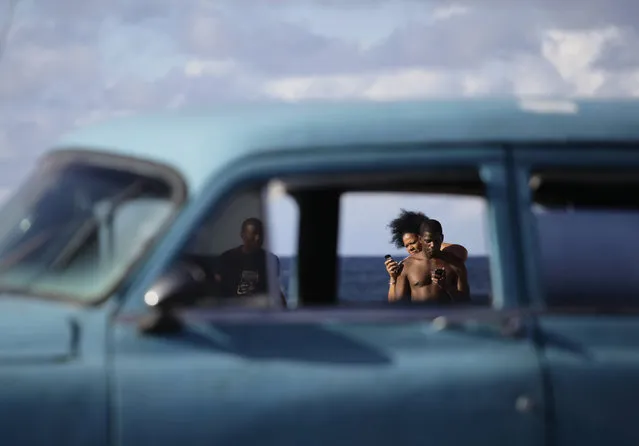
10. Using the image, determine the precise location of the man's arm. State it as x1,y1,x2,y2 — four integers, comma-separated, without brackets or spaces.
449,264,470,301
386,256,408,301
435,250,470,301
387,283,395,301
391,268,410,302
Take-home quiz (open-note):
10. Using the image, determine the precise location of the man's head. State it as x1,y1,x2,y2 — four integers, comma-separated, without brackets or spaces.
419,218,444,258
240,217,264,252
387,209,429,256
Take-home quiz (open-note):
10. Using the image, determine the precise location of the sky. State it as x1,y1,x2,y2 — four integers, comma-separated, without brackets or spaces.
1,0,639,256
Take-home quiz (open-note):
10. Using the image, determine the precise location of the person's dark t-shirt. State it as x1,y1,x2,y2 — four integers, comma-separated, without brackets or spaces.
216,246,280,297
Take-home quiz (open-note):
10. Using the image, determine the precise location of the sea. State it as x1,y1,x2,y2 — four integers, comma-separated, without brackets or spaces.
278,256,491,303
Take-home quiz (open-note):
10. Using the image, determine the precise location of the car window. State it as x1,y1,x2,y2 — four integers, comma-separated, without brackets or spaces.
337,192,491,305
174,187,282,306
0,155,182,302
156,164,505,309
530,168,639,308
265,169,496,307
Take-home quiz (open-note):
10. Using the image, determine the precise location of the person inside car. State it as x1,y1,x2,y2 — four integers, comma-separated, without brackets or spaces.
214,217,285,304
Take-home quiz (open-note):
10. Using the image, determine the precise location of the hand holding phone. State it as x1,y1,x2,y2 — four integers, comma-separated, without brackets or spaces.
432,267,446,284
384,255,404,279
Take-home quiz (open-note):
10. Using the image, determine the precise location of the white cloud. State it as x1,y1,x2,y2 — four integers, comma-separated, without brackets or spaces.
262,56,569,102
4,0,639,255
363,69,456,100
184,58,237,77
263,73,369,101
510,54,569,97
263,68,463,101
432,4,470,22
541,27,622,96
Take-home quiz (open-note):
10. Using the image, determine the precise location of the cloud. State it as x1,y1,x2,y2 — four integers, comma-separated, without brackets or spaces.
592,27,639,70
183,13,365,76
3,0,639,255
0,14,101,105
262,68,468,101
0,129,13,160
426,0,639,31
365,8,539,71
261,53,575,102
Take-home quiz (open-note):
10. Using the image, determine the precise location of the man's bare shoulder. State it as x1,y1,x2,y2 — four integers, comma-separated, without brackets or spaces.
442,243,468,262
402,255,419,264
402,255,426,270
437,250,467,270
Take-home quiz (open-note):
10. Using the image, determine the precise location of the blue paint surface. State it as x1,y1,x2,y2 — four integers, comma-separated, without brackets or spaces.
54,99,639,195
1,99,638,445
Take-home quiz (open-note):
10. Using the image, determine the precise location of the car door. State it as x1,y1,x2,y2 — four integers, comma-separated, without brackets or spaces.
513,146,639,446
0,150,180,446
110,147,547,446
0,298,109,446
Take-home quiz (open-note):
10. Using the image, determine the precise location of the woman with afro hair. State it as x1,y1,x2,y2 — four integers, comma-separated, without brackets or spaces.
384,209,468,301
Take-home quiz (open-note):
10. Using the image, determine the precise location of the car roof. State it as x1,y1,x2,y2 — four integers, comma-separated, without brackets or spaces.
53,98,639,195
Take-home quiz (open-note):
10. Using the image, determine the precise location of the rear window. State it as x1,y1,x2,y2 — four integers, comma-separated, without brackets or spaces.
530,169,639,308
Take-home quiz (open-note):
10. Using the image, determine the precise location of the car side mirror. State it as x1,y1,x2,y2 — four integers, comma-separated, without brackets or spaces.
138,261,207,335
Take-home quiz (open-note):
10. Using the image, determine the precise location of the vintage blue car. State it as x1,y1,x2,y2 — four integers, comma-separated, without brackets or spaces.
0,99,637,446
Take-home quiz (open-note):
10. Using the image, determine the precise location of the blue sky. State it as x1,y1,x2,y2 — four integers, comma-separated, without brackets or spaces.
1,0,638,256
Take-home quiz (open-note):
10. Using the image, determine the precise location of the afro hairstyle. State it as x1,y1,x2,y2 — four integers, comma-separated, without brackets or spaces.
387,209,429,249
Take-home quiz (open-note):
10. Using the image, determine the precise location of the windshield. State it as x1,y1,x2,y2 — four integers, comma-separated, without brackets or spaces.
0,154,183,302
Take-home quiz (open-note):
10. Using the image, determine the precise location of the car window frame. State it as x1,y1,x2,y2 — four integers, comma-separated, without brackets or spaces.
118,143,527,316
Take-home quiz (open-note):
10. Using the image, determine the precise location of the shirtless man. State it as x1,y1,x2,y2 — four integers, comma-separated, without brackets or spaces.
384,210,468,301
390,218,470,303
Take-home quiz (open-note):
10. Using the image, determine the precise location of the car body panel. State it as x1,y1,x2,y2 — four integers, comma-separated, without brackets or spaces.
0,297,110,446
1,99,638,445
53,99,639,196
0,298,78,362
109,141,547,446
536,316,639,446
112,310,546,446
512,146,639,446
